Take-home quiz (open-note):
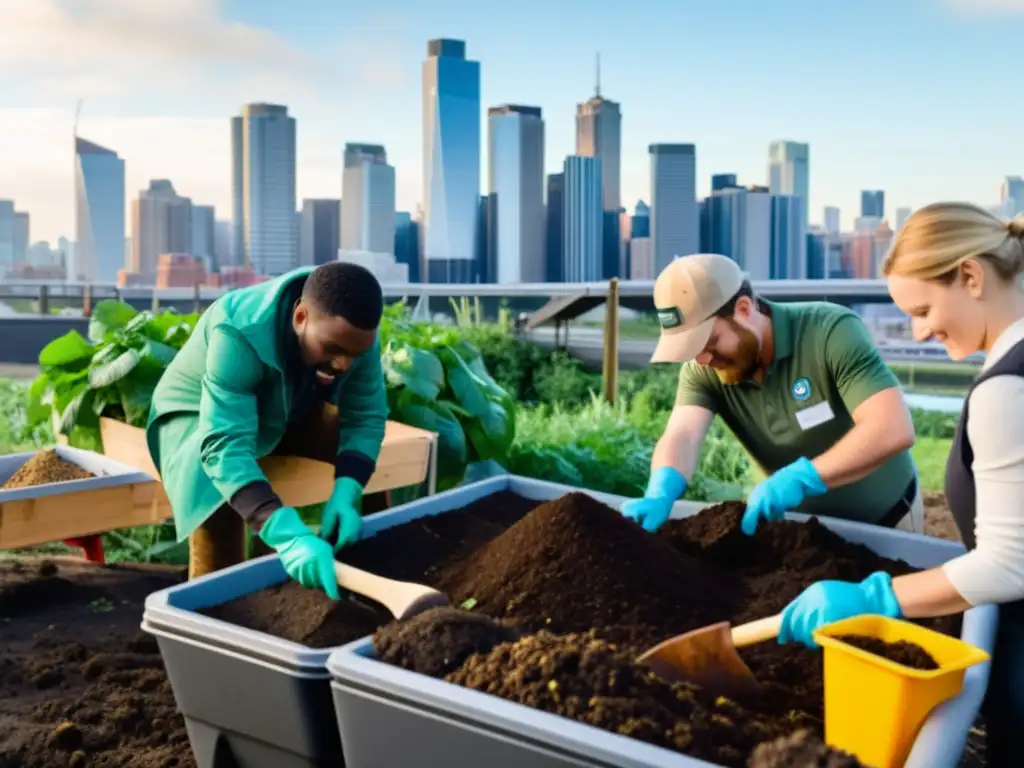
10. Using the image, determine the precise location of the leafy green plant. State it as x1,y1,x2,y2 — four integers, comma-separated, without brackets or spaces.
26,300,201,449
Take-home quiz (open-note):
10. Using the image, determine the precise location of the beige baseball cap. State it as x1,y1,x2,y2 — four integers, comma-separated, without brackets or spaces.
651,253,746,364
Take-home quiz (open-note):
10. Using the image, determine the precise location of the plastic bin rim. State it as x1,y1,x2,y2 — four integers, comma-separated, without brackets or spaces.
0,445,154,502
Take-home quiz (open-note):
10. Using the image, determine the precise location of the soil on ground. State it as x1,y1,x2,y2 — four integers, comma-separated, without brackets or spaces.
835,634,940,671
0,558,193,768
1,450,94,489
747,729,865,767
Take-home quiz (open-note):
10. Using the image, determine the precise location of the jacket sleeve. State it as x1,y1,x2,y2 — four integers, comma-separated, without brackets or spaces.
198,324,274,506
332,339,388,486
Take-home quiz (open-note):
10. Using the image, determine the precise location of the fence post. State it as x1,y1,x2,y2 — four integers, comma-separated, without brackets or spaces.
602,278,619,404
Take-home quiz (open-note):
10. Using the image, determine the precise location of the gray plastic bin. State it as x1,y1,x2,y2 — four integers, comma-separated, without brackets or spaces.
326,474,998,768
0,445,153,502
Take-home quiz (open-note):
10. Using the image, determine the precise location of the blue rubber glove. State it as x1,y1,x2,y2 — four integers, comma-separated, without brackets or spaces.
778,571,902,648
742,457,827,535
259,506,342,600
621,467,688,532
320,477,363,552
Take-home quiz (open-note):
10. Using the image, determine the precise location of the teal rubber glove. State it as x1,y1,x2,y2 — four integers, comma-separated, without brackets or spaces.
778,571,902,648
741,457,827,535
621,467,687,532
259,506,341,600
320,477,363,552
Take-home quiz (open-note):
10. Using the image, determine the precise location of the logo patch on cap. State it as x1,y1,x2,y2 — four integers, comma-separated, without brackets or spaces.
657,307,683,329
791,377,811,401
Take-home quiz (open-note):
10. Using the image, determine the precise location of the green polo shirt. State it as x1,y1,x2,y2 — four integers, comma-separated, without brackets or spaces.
674,300,915,524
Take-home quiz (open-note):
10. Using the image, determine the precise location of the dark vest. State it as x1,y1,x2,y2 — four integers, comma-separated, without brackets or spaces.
945,338,1024,625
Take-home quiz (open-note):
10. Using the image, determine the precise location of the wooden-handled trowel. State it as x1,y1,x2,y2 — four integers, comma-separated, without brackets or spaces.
334,562,449,620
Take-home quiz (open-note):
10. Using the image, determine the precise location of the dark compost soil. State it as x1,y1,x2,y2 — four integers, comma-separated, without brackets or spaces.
747,729,865,767
835,634,940,671
0,558,193,768
208,490,965,767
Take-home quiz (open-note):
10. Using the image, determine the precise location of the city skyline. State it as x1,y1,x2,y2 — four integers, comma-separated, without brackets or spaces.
1,0,1023,244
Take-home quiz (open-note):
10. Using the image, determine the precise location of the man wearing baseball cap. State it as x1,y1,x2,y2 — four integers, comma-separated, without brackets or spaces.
622,253,922,536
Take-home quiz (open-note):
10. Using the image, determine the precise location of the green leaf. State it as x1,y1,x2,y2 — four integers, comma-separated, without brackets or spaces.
25,376,51,427
392,391,467,490
89,349,141,388
382,342,445,401
140,339,178,367
59,388,95,435
39,331,94,369
88,300,139,342
438,346,516,462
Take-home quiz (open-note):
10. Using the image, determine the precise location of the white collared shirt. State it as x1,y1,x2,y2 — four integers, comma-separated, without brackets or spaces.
942,316,1024,605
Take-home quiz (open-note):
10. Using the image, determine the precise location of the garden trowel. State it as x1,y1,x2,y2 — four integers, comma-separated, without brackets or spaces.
334,562,449,620
636,614,782,696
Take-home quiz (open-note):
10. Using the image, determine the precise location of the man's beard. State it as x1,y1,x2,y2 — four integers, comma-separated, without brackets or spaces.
298,325,338,379
713,323,762,385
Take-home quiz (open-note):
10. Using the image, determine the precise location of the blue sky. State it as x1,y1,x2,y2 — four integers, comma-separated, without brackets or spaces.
0,0,1021,244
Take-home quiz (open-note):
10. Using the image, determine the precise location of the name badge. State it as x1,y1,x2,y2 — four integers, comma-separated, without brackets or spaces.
796,400,835,431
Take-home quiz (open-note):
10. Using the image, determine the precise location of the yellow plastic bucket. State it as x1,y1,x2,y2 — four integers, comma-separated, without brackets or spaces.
813,615,990,768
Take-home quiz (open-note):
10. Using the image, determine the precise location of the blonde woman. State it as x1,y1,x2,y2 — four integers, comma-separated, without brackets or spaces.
776,202,1024,765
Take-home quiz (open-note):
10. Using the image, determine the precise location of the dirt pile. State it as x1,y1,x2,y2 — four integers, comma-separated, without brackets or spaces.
747,729,865,767
1,450,94,489
375,606,520,678
836,635,939,671
0,559,192,768
447,629,816,767
432,491,741,642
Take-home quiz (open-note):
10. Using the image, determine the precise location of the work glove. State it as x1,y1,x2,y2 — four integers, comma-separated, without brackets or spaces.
778,571,902,648
741,457,827,535
259,506,341,600
621,466,687,533
320,477,363,552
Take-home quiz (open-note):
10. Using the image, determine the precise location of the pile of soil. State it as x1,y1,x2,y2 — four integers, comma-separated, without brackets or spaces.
0,558,192,768
1,450,94,489
747,729,865,767
836,634,939,671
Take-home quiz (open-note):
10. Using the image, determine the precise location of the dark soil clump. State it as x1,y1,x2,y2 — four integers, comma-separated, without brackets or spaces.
1,450,94,489
375,606,520,678
0,559,193,768
836,634,939,671
747,729,865,767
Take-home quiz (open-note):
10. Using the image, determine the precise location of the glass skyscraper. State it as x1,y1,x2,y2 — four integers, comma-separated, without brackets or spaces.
562,156,603,282
75,137,125,282
770,194,807,279
650,144,699,273
768,140,809,229
422,39,481,283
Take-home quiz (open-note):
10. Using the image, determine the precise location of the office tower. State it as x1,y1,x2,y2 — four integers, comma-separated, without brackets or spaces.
705,186,771,279
487,105,545,283
1002,176,1024,217
562,156,603,282
894,206,912,231
300,199,341,267
476,195,491,283
575,54,621,212
231,103,298,275
649,144,698,273
630,200,650,238
711,174,738,193
214,220,233,268
545,173,564,282
191,204,216,272
394,212,421,283
767,141,809,228
823,206,840,235
341,144,396,255
0,201,12,273
770,195,807,279
854,215,883,233
861,190,885,219
422,39,481,283
629,237,654,279
130,180,192,279
75,137,125,281
807,231,852,279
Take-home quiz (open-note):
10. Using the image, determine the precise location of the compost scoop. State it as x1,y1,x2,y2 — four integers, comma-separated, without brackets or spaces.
637,614,783,695
333,562,449,620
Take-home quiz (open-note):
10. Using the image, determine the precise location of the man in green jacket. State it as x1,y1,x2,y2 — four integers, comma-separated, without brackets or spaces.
146,262,388,598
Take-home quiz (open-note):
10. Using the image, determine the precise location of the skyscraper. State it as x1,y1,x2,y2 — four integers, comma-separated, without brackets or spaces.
394,212,421,283
562,156,603,282
12,211,29,265
1002,176,1024,217
231,103,298,275
575,55,621,212
711,174,738,193
545,173,564,282
823,206,840,235
0,201,13,274
130,180,192,279
767,141,809,228
300,199,341,267
649,144,698,273
861,190,885,219
770,195,807,279
705,186,771,279
191,205,216,271
75,137,125,281
341,143,396,255
488,105,545,283
422,38,481,283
